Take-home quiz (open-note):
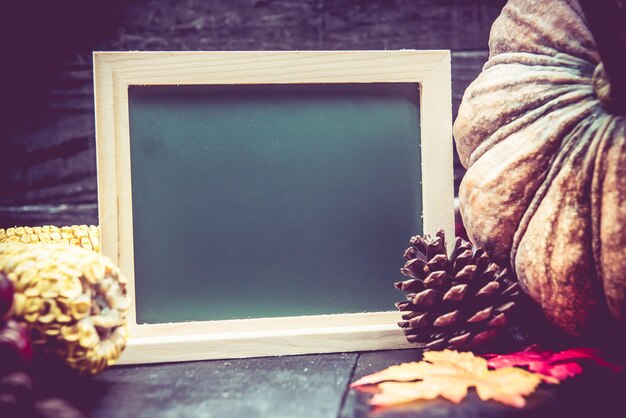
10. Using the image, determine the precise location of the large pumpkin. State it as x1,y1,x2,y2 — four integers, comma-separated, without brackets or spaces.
454,0,626,335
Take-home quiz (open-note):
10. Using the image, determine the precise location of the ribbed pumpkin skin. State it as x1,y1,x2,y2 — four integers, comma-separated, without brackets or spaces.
454,0,626,335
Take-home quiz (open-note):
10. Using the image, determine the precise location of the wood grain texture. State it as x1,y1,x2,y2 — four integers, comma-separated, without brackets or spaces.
1,0,503,227
25,349,626,418
95,50,452,363
0,203,98,228
341,349,422,418
118,322,413,366
322,0,503,50
91,353,358,418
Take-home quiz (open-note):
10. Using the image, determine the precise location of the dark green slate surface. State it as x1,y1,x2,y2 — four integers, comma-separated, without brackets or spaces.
128,83,422,324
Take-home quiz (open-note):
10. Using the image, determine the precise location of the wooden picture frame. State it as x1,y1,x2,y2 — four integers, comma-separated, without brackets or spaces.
94,50,454,365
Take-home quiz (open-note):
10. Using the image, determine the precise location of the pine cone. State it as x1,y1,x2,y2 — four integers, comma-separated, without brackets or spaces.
395,230,520,350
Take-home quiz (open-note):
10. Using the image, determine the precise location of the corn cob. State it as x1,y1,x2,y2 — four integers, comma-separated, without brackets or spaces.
0,225,101,253
0,243,128,375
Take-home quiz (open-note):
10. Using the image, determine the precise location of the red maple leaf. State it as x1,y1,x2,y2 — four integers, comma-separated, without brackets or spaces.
483,345,622,381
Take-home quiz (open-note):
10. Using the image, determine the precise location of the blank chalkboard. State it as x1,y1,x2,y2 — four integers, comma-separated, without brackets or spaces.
95,50,454,364
127,83,422,324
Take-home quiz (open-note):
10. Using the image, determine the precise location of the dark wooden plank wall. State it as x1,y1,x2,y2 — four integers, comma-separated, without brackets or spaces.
0,0,505,228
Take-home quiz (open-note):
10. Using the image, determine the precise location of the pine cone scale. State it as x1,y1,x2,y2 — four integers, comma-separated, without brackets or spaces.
442,284,468,302
467,307,493,323
394,279,423,293
423,271,451,288
424,338,446,350
411,289,441,307
448,332,471,346
433,310,460,327
488,313,507,327
453,265,476,282
495,301,516,314
476,282,500,297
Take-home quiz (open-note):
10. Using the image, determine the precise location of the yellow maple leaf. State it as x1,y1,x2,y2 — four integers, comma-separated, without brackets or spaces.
351,350,557,408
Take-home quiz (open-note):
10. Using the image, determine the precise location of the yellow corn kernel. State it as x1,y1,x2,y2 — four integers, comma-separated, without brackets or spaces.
0,225,101,253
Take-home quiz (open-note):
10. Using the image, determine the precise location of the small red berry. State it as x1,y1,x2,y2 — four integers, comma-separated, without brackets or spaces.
0,272,14,319
0,320,33,373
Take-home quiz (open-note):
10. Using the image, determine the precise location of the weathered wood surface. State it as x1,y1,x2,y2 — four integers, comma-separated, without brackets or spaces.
341,349,422,418
1,0,504,227
31,349,625,417
89,353,358,418
340,349,626,418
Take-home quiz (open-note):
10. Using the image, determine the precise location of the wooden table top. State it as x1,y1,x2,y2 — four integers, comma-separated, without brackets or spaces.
36,348,618,418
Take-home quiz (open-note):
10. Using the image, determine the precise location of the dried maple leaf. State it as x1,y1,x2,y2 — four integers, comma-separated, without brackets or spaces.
351,350,554,408
484,345,622,381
